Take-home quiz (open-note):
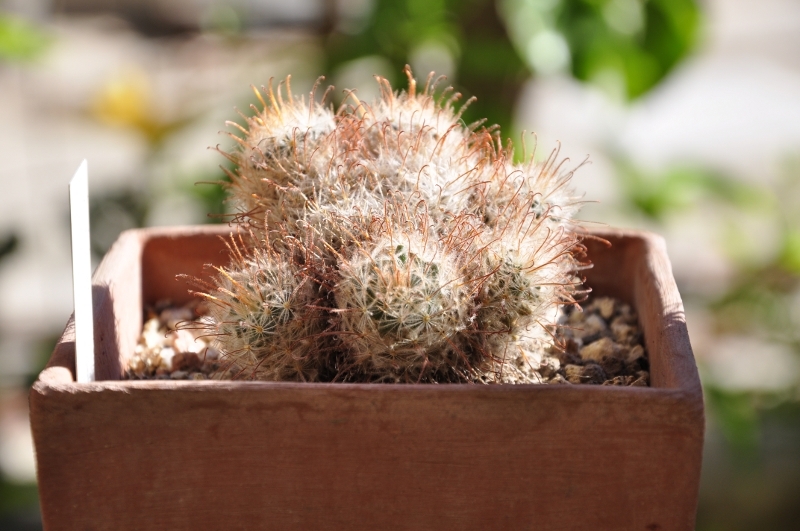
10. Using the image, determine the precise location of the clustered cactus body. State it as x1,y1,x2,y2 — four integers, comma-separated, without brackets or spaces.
195,68,586,383
192,234,329,381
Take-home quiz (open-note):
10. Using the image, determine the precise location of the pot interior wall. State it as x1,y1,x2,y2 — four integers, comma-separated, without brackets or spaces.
581,233,639,306
142,231,232,306
140,231,637,308
131,230,650,381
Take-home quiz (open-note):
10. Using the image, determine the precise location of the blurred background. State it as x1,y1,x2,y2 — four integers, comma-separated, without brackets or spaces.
0,0,799,529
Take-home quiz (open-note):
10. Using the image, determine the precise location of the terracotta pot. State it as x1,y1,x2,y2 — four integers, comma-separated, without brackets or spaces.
30,225,704,531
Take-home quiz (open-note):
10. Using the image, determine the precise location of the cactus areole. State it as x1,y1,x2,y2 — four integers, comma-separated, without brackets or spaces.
193,67,588,384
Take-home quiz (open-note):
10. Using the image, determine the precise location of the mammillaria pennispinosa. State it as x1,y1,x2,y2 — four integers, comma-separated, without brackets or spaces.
195,67,587,383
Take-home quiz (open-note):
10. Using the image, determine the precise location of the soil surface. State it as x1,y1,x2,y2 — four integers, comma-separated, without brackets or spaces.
126,296,650,386
544,297,650,386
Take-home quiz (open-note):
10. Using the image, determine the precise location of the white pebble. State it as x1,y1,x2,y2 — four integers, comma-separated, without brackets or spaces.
142,318,164,349
579,337,620,362
159,347,175,370
594,297,615,320
170,329,205,354
575,314,607,340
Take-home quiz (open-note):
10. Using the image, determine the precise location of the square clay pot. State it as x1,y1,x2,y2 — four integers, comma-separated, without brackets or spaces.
30,225,704,531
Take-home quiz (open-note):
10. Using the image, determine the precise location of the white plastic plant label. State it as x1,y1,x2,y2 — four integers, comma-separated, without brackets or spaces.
69,160,94,383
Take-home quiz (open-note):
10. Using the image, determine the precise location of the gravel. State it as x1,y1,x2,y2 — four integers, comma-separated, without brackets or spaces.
126,296,650,386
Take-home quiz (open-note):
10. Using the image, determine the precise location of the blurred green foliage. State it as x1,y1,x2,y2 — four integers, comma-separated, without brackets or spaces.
711,167,800,345
775,166,800,276
549,0,699,98
705,386,761,456
697,397,800,531
711,264,799,346
324,0,527,137
615,163,770,221
0,15,51,63
323,0,700,137
779,228,800,275
0,478,39,529
700,169,800,516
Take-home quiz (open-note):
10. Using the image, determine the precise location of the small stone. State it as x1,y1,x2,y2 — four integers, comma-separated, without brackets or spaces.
160,307,194,330
625,344,645,364
603,375,634,386
141,318,163,349
574,314,607,343
567,308,586,325
554,349,580,367
599,355,625,377
145,352,161,371
616,304,637,325
170,329,205,354
129,355,145,375
563,363,606,384
190,373,206,380
548,373,568,384
579,337,620,362
172,352,202,372
563,364,583,383
158,347,175,370
593,297,616,320
565,337,582,354
611,321,638,345
581,363,607,384
170,370,189,379
538,358,560,379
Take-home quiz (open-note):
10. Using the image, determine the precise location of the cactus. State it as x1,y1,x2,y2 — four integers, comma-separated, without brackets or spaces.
194,67,586,383
191,233,331,381
351,71,490,218
333,220,476,383
221,78,351,238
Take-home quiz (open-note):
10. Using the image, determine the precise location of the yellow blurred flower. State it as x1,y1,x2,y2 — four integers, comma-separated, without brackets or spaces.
91,68,152,130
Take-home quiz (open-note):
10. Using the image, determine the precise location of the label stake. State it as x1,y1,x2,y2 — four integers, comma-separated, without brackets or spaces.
69,160,94,383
